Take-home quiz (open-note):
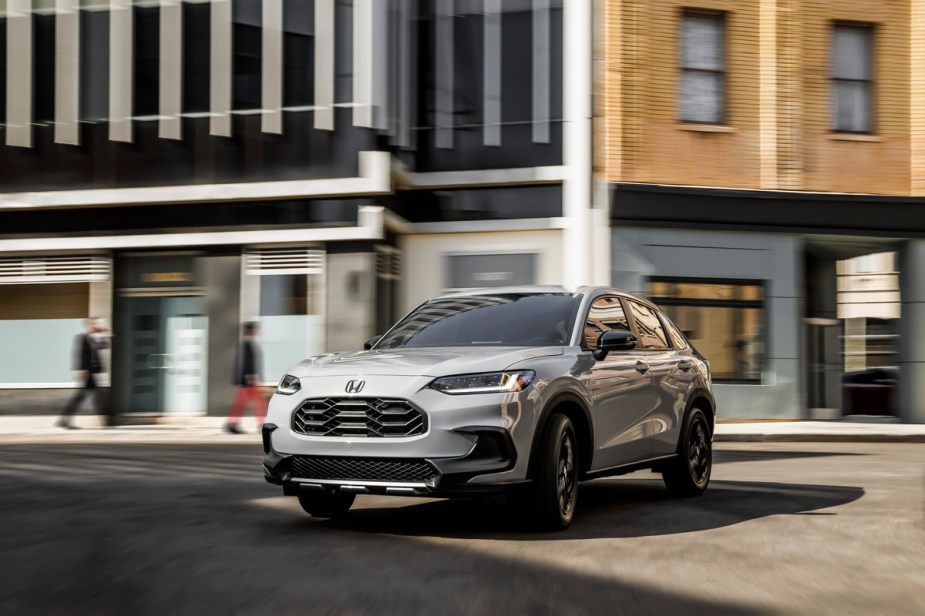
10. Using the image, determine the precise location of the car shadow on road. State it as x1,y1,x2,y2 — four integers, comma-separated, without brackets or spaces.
320,478,865,540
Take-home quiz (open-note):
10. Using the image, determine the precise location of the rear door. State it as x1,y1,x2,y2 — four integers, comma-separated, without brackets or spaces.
625,300,692,457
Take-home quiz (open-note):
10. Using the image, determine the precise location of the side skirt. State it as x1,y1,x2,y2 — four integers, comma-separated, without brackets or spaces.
581,454,678,481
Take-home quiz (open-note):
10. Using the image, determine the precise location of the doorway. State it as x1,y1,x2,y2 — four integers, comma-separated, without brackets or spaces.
115,295,209,414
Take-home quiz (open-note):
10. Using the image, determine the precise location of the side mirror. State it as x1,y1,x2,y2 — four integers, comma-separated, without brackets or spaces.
363,335,383,350
592,330,637,360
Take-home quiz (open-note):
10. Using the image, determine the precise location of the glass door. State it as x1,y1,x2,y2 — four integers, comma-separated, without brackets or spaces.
117,296,208,414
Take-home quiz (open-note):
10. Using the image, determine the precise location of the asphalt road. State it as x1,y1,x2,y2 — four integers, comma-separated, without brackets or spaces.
1,440,923,615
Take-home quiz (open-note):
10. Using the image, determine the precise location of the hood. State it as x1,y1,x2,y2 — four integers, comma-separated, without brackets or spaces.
287,346,564,378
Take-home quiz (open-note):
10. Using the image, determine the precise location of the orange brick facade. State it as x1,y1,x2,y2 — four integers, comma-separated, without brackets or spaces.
597,0,914,195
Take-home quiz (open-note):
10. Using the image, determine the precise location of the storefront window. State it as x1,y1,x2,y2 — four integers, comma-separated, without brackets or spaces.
0,283,90,384
648,278,764,383
243,250,325,383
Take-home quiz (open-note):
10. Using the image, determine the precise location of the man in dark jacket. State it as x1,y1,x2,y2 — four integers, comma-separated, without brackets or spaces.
224,322,267,434
57,318,112,429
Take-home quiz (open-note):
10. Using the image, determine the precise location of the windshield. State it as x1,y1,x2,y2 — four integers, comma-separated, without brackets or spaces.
376,293,582,349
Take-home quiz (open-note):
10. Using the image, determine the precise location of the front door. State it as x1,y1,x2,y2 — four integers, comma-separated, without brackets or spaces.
581,296,658,469
117,296,208,414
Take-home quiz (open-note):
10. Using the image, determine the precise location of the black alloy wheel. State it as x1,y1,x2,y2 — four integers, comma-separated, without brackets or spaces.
530,413,579,531
662,407,712,497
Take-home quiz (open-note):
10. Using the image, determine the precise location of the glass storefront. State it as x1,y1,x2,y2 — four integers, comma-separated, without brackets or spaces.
242,249,325,384
648,278,765,383
0,283,90,384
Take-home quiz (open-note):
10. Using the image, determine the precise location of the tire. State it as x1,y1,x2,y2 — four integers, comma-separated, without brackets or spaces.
297,491,356,518
662,407,712,497
528,414,579,531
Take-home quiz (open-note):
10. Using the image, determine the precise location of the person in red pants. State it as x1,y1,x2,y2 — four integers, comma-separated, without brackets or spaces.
224,322,266,434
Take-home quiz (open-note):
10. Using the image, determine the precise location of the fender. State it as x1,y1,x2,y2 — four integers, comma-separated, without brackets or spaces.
526,389,594,480
685,386,717,430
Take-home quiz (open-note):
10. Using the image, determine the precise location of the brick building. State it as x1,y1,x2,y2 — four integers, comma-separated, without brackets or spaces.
598,0,924,421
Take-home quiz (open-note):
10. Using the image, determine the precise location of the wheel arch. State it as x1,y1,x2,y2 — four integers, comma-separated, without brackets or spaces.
686,388,716,435
527,391,595,479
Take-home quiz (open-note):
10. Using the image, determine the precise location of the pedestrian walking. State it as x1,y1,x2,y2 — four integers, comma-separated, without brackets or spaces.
224,321,267,434
57,318,113,429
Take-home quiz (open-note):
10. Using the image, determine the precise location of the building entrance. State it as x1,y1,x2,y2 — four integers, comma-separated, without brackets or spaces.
116,296,208,414
112,253,210,416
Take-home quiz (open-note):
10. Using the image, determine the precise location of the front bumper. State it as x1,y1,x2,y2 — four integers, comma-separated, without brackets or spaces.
262,423,523,496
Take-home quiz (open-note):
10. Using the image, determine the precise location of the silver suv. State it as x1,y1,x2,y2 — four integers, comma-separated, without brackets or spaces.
262,286,715,530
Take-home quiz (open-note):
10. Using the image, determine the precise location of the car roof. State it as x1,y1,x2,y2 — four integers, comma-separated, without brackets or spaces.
434,285,661,310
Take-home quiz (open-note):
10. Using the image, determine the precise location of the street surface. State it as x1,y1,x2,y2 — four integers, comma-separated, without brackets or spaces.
1,439,923,615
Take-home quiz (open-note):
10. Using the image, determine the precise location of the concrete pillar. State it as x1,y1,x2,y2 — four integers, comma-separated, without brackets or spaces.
325,252,376,353
899,240,925,423
203,255,242,416
562,0,594,289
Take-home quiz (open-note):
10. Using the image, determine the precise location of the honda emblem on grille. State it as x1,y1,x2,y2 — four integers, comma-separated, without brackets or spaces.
345,380,366,394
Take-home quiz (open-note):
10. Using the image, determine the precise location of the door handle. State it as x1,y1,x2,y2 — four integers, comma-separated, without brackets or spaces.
678,361,693,372
635,360,650,374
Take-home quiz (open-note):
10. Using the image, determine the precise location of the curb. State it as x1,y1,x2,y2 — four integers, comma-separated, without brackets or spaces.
715,434,925,443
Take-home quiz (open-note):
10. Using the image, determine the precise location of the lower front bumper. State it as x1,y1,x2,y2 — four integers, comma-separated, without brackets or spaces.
262,424,525,497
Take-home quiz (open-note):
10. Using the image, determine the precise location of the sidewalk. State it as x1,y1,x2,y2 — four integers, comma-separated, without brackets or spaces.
0,415,260,444
714,419,925,442
1,415,924,443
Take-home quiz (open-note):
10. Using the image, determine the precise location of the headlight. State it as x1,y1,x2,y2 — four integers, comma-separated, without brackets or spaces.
429,370,535,395
276,374,301,395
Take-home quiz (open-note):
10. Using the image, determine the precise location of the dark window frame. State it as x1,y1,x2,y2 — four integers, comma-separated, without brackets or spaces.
678,9,727,125
580,295,632,351
648,276,766,383
831,21,875,134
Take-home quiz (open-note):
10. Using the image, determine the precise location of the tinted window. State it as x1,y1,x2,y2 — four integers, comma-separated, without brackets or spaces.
183,0,211,113
583,296,630,349
659,312,688,349
377,294,581,349
628,301,669,349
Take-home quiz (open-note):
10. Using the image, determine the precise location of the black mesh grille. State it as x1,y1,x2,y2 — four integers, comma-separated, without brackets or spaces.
291,398,426,437
289,456,437,484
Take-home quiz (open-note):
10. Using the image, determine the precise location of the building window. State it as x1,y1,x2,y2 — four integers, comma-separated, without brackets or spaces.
648,278,764,383
0,283,91,385
679,11,725,124
233,0,262,111
445,253,537,291
183,0,212,114
242,250,325,384
832,23,873,133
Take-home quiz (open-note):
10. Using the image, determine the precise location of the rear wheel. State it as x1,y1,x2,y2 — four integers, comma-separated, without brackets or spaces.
661,407,712,497
528,414,579,531
297,491,356,518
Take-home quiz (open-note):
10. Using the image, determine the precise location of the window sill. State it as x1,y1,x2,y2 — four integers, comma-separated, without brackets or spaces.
678,123,736,134
828,133,883,142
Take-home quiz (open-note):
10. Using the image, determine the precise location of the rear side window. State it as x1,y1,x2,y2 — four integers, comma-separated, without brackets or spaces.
659,311,689,349
627,301,670,349
583,296,631,349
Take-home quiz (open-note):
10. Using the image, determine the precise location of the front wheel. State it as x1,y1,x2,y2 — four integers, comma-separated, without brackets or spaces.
297,491,356,518
661,407,712,497
529,413,579,531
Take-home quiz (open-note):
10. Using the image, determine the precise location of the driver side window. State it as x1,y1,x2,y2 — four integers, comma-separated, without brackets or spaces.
583,296,631,350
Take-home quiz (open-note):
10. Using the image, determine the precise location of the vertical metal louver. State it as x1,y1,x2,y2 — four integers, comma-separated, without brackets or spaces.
375,246,402,281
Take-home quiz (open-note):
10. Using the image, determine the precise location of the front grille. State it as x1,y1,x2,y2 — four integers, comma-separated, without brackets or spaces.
289,456,438,484
291,398,426,437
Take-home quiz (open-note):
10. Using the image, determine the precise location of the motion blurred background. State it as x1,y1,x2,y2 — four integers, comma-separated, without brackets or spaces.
0,0,920,424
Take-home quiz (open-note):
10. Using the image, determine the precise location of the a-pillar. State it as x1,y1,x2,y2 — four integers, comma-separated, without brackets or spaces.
898,240,925,423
